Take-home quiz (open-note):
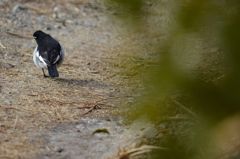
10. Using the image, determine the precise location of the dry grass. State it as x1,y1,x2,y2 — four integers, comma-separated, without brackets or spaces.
0,0,130,158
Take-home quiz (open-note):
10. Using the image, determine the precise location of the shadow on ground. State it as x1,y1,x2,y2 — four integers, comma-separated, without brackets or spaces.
54,78,109,89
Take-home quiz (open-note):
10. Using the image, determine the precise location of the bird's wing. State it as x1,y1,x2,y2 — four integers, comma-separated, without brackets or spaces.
37,35,62,65
48,48,61,65
39,51,50,65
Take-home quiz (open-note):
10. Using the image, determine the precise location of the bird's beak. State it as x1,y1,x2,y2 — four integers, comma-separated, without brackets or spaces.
33,36,36,39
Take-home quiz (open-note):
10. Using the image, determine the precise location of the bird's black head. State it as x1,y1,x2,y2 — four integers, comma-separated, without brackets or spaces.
33,30,48,41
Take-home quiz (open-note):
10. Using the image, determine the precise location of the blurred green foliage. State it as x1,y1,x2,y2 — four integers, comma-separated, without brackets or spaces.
106,0,240,159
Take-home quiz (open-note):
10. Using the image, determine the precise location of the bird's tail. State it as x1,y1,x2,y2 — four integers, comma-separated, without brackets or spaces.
47,65,59,77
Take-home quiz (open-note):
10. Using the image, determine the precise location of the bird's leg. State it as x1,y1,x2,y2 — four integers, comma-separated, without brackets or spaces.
42,69,48,77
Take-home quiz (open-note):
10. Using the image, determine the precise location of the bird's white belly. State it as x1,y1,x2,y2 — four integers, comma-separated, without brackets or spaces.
33,46,47,68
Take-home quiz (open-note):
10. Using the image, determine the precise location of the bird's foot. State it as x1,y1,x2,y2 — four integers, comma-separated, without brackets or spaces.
42,69,49,78
43,74,49,78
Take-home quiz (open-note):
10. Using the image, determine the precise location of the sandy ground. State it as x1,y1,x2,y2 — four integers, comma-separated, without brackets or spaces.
0,0,143,158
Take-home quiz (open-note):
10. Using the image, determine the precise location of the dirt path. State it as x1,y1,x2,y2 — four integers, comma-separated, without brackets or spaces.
0,0,139,158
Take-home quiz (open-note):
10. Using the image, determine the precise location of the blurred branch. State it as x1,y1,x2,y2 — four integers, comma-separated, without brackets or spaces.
171,98,198,118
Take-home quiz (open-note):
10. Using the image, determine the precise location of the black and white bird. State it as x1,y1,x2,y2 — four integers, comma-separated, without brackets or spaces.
33,30,64,78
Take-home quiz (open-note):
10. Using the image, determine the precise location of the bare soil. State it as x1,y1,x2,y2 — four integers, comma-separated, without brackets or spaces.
0,0,142,158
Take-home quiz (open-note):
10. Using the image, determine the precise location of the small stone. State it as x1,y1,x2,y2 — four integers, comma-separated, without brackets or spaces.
46,26,52,30
56,147,64,153
54,24,62,29
0,63,15,69
12,4,26,14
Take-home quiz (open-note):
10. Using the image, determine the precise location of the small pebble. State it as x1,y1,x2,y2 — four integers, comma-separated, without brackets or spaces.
56,147,64,153
12,4,25,14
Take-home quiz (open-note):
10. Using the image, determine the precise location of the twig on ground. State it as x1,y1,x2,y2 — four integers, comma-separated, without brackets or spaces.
35,99,81,106
24,4,48,14
81,103,101,116
0,105,30,112
77,105,93,109
13,115,18,129
78,103,113,109
0,41,6,49
81,98,107,116
119,145,166,159
6,31,32,39
0,105,22,111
